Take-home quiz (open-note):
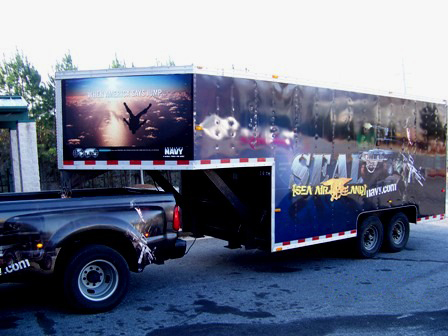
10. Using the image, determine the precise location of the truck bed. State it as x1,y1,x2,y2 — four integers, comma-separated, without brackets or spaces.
0,187,179,277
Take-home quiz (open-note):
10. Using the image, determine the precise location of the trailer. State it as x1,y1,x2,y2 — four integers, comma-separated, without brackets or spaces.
56,65,447,258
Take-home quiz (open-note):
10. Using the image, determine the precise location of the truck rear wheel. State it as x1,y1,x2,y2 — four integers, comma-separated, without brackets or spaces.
356,216,383,258
383,213,409,252
63,244,130,313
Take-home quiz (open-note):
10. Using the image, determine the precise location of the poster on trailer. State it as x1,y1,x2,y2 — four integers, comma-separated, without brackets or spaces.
61,74,193,161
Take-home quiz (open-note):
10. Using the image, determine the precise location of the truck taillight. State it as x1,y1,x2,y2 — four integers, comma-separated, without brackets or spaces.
173,205,181,231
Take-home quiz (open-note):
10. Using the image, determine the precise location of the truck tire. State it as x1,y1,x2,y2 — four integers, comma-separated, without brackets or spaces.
63,244,130,313
356,216,383,258
383,213,410,252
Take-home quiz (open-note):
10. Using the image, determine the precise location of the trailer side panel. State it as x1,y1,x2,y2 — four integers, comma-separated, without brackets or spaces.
194,74,446,250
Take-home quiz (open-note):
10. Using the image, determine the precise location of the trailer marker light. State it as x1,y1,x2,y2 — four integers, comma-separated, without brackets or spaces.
276,247,282,251
195,126,203,131
272,75,279,79
275,208,281,213
173,205,181,231
36,243,43,249
442,189,445,193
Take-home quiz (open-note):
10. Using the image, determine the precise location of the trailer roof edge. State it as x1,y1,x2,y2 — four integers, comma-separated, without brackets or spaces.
55,65,196,80
55,65,447,105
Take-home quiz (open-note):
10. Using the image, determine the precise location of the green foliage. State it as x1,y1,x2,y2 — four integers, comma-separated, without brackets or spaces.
155,57,175,66
0,51,79,190
0,51,45,190
0,50,42,114
39,51,79,188
45,51,78,113
110,54,126,68
55,52,78,73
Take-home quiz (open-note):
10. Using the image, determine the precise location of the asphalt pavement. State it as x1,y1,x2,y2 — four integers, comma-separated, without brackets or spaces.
1,218,448,336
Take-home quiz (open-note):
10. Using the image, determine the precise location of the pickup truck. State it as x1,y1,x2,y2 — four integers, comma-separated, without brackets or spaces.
0,187,186,312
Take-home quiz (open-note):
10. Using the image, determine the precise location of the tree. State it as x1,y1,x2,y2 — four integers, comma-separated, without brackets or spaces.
0,51,80,190
110,54,126,69
0,51,44,190
0,50,42,115
41,51,78,116
37,52,79,188
155,57,175,66
55,52,78,73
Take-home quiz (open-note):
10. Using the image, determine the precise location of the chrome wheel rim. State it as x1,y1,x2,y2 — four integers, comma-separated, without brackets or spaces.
78,259,118,302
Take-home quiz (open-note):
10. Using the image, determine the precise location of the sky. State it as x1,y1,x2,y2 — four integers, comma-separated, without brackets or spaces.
2,0,448,101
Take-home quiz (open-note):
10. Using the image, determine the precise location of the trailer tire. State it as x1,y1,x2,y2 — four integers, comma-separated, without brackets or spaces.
63,244,130,313
383,213,409,252
356,216,383,258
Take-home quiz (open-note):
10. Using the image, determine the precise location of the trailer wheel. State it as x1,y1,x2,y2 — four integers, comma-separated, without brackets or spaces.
63,245,129,313
356,216,383,258
383,213,409,252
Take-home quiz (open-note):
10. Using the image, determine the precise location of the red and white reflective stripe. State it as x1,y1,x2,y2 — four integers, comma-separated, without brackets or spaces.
62,158,274,169
196,158,270,165
417,214,445,223
63,160,182,167
274,229,357,252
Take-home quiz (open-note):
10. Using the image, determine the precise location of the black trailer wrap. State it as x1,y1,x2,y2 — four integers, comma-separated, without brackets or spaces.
193,73,446,250
56,66,447,252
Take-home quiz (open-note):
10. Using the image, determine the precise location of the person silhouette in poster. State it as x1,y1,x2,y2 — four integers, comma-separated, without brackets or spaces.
123,102,152,134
